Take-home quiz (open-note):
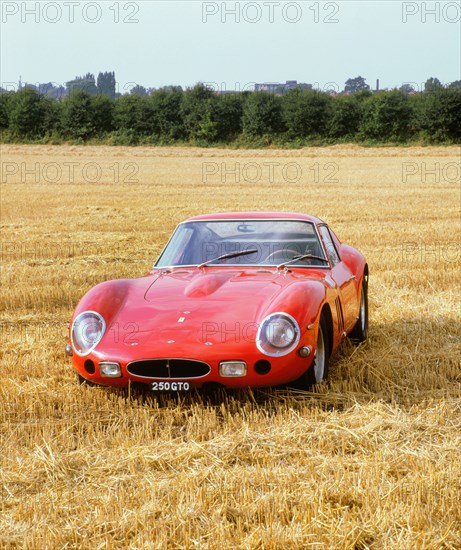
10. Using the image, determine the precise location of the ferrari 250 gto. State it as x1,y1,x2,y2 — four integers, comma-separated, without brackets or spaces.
67,212,368,391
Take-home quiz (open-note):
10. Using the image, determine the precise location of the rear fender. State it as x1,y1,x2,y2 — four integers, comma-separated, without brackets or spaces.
340,244,366,287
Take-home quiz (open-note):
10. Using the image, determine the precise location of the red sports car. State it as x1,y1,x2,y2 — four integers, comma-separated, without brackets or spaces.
67,212,368,391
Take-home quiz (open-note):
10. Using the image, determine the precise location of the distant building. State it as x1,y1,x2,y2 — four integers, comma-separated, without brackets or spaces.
254,80,312,94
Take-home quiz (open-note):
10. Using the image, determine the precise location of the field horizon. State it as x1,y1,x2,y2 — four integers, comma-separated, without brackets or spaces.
1,144,460,548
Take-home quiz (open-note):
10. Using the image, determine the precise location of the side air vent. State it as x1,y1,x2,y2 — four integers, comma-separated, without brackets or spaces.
335,297,344,334
127,359,210,379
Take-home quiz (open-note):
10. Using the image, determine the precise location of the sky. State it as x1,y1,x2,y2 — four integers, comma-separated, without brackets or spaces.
1,0,460,92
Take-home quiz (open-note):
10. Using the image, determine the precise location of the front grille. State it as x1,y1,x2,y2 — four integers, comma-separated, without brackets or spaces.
127,359,211,379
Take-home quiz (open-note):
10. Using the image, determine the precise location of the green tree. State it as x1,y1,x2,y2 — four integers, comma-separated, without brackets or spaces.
0,91,12,130
92,94,114,135
130,84,148,97
213,94,244,141
328,95,362,138
242,92,284,137
424,77,443,92
399,83,416,94
114,94,155,138
41,96,62,137
8,87,49,138
344,76,370,94
282,89,331,139
421,87,461,141
180,84,218,143
97,71,116,98
150,87,185,141
61,90,95,140
359,91,412,141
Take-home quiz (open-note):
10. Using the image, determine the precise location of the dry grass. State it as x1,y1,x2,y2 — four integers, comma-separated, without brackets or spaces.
1,144,460,549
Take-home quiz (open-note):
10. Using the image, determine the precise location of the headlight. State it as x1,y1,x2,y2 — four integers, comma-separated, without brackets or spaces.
256,312,300,357
71,311,106,356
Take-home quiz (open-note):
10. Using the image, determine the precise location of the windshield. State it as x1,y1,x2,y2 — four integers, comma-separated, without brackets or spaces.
155,220,328,268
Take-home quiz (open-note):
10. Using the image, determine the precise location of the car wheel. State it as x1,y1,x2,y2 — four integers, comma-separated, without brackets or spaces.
76,373,95,386
350,277,368,343
296,316,330,389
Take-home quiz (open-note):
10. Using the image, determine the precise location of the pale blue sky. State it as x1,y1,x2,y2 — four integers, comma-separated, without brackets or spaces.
1,1,460,92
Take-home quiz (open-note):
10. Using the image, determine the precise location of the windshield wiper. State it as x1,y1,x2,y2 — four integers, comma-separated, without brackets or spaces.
276,253,329,270
198,249,258,269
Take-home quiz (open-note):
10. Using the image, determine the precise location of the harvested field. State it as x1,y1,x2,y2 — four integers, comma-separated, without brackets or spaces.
1,144,460,548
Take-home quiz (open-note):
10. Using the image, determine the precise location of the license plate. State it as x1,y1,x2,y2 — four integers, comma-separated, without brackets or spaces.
151,381,191,392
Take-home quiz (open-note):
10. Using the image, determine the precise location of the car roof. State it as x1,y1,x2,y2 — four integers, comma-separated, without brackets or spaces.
185,212,324,224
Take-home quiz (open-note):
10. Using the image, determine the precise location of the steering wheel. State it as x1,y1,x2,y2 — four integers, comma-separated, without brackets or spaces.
265,249,299,263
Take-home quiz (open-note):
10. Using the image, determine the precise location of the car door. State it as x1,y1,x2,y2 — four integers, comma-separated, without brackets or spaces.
318,225,358,331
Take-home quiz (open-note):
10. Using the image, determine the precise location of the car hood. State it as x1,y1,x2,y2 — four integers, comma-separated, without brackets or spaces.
142,268,285,326
112,268,320,328
90,268,327,356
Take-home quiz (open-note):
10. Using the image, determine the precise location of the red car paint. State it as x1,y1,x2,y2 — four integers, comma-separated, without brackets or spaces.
68,212,368,390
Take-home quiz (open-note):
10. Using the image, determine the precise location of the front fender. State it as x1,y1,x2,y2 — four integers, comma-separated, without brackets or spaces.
70,279,133,333
258,278,327,331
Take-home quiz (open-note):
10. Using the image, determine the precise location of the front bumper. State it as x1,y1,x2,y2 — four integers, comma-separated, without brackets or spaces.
69,346,315,389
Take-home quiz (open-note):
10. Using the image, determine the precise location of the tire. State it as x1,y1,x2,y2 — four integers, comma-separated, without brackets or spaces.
76,373,96,386
297,316,330,389
350,276,368,344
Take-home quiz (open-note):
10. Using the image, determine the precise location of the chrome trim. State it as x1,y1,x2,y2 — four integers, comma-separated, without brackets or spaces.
298,346,312,358
219,361,247,377
313,324,326,382
256,312,301,357
154,218,330,269
99,362,122,378
71,310,106,357
153,264,330,270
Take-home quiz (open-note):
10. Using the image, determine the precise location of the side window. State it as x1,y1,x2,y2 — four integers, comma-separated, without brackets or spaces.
319,226,340,266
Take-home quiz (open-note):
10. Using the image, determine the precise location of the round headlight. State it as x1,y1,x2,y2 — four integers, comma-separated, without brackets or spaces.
266,317,297,348
256,313,300,357
71,311,106,356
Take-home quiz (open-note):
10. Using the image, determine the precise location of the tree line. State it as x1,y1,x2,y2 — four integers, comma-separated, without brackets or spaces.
1,83,460,145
